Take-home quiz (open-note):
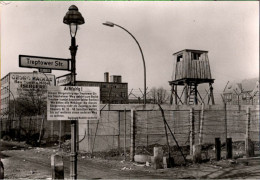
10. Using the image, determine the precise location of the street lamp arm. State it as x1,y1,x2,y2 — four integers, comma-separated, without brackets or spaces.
113,24,145,63
113,23,147,104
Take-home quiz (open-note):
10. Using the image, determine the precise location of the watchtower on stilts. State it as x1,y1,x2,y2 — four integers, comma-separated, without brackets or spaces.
169,49,215,105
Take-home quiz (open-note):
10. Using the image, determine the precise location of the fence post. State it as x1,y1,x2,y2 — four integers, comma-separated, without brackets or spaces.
51,154,64,179
130,109,136,161
226,138,232,159
118,111,121,153
199,104,204,145
245,107,254,157
0,158,4,179
146,111,149,148
215,138,221,161
224,103,227,140
190,108,195,155
224,103,228,157
87,120,90,152
124,109,126,161
245,107,250,153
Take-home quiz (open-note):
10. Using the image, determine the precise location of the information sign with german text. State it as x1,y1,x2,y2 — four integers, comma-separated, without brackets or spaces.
47,86,100,121
19,55,70,70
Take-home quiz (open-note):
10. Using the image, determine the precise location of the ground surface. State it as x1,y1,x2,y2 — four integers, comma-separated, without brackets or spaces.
1,140,260,179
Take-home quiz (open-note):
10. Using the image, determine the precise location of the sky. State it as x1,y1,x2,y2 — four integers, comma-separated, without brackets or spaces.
0,1,259,99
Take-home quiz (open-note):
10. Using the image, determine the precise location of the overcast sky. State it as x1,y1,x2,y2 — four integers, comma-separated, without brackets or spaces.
1,1,259,96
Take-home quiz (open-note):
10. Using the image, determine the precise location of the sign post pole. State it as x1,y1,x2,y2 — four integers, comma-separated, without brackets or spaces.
64,5,85,179
47,86,100,179
70,35,78,179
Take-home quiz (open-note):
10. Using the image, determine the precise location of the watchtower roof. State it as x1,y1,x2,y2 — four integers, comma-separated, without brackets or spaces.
173,49,208,55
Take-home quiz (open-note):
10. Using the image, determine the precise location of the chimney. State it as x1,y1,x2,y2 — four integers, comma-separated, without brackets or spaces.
117,76,122,83
104,72,109,82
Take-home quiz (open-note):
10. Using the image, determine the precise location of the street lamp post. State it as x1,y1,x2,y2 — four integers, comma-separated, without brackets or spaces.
103,21,147,104
63,5,85,180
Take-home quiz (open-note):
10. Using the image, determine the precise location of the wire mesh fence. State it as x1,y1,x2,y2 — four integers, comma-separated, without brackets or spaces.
78,104,259,156
1,103,258,157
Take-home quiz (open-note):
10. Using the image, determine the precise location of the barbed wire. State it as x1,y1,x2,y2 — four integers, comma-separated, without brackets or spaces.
1,102,258,153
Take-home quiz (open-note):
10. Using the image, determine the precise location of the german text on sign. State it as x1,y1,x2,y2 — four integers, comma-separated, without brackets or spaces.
56,73,72,86
47,86,100,121
19,55,70,70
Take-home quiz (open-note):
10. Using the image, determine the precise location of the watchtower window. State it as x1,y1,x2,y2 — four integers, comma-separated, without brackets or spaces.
177,54,183,62
192,52,202,60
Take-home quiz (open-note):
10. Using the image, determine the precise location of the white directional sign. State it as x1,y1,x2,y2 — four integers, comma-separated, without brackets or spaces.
47,86,100,121
56,73,72,86
19,55,70,70
39,68,52,73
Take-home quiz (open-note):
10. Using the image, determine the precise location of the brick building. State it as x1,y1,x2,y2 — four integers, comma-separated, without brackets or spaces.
75,72,128,104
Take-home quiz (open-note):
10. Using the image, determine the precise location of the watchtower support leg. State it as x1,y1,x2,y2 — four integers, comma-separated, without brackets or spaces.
184,83,188,105
194,84,198,105
209,83,215,105
170,85,174,105
175,85,178,105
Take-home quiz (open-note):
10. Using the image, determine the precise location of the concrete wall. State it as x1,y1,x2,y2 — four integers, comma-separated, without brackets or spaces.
78,104,259,152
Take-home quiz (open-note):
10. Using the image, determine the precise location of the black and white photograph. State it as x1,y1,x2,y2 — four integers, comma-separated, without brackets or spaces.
0,1,259,179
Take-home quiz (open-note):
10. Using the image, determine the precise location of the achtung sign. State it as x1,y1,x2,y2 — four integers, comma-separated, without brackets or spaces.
47,86,100,121
19,55,70,70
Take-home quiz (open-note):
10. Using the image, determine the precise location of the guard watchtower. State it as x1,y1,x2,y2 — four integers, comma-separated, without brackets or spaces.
169,49,215,105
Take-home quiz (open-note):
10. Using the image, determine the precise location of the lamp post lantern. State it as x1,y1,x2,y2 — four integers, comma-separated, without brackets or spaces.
63,5,85,179
103,21,147,104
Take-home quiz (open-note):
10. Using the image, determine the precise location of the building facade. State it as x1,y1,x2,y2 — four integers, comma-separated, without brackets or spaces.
1,72,55,136
223,78,259,105
75,72,128,104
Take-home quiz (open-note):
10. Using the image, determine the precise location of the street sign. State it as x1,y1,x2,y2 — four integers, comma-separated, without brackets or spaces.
39,68,52,73
47,86,100,121
56,73,72,86
19,55,70,70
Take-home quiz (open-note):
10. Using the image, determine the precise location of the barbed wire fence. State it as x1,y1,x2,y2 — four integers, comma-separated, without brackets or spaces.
127,88,252,105
81,104,259,161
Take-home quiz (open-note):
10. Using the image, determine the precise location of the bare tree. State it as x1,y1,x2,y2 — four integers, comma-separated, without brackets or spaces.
17,83,47,116
149,87,169,104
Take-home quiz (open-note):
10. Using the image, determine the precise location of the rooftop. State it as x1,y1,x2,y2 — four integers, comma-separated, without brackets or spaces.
173,49,208,55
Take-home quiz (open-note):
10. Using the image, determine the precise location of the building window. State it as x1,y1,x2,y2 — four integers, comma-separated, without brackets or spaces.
191,52,202,60
177,54,183,62
121,92,126,97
